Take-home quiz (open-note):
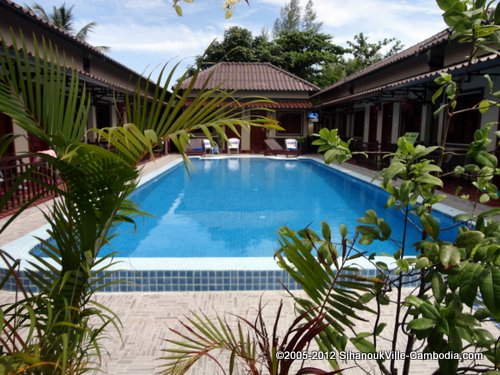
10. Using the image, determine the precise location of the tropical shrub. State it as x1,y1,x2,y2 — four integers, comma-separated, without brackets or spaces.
278,1,500,374
0,29,277,373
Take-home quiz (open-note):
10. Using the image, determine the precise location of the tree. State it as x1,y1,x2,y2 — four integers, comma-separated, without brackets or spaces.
302,0,322,33
194,26,344,87
273,0,301,36
272,30,344,86
191,26,277,74
27,2,109,51
323,32,404,84
291,2,500,374
347,32,403,71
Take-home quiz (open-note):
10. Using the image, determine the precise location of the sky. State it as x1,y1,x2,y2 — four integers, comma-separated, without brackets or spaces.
24,0,447,82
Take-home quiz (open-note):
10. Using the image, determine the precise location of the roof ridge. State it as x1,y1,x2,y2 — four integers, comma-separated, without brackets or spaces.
313,28,451,96
2,0,150,84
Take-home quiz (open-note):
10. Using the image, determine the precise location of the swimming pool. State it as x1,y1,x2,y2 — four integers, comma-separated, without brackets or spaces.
103,157,457,258
3,156,464,291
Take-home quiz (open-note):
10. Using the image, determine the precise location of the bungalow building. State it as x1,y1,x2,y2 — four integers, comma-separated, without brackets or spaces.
312,29,499,157
0,0,162,213
178,62,319,153
0,0,156,156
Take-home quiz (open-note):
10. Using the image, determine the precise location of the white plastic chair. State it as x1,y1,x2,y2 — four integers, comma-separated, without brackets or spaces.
285,139,298,152
203,139,213,155
227,138,240,154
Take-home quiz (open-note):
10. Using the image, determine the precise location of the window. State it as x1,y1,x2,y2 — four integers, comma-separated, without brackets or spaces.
277,112,302,135
448,91,482,144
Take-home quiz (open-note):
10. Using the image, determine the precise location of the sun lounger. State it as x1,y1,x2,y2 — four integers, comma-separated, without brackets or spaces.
264,139,299,157
186,139,204,156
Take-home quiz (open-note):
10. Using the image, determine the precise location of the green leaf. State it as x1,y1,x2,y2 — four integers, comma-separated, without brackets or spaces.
456,231,485,250
440,245,461,268
475,151,497,168
375,323,387,335
460,263,483,307
340,224,347,238
322,221,331,242
480,193,491,203
408,318,436,330
351,337,375,353
420,213,440,239
431,273,446,303
478,99,491,113
415,257,431,269
396,259,410,272
415,174,443,187
474,0,486,9
479,266,500,319
376,261,388,270
432,86,444,103
436,0,455,11
174,4,183,16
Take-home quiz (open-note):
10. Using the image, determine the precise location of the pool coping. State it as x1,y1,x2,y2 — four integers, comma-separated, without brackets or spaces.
1,155,466,272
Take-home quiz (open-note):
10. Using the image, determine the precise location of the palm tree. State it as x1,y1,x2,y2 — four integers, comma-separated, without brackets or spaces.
27,2,110,52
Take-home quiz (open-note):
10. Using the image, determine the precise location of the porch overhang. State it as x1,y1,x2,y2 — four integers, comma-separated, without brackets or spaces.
314,53,498,110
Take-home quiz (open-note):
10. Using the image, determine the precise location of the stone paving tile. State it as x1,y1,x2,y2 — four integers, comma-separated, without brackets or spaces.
2,290,491,375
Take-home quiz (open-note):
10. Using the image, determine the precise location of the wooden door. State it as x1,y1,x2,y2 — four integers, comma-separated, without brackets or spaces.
250,110,268,153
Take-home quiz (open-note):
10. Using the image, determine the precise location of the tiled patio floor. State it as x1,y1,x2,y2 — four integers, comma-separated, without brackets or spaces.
0,290,497,374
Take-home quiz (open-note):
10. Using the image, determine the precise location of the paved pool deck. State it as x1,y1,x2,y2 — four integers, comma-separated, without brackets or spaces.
0,154,498,374
0,289,497,374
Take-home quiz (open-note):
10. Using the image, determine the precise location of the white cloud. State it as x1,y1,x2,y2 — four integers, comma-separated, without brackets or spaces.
88,23,219,56
312,0,446,46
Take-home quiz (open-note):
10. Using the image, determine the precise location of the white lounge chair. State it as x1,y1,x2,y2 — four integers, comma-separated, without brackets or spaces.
227,138,240,154
203,139,214,155
285,139,298,152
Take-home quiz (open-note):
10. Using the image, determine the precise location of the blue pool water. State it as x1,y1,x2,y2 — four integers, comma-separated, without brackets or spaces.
101,158,458,258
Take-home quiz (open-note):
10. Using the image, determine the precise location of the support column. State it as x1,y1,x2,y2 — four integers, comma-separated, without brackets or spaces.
391,102,401,143
376,105,383,142
363,105,370,143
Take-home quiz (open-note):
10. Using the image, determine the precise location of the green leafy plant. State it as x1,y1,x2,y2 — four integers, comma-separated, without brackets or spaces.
162,298,348,375
276,2,500,374
0,28,277,373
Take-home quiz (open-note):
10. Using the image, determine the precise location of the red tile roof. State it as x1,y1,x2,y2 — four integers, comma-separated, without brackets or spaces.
179,62,319,92
315,53,498,108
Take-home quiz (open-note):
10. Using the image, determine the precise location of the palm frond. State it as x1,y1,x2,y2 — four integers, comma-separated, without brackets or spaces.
112,62,280,163
76,21,97,40
275,224,382,361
